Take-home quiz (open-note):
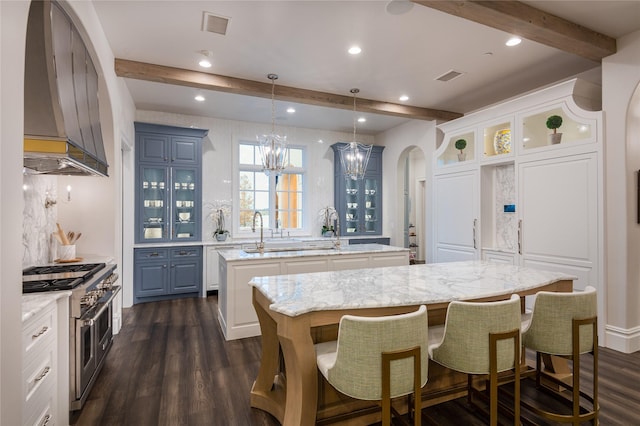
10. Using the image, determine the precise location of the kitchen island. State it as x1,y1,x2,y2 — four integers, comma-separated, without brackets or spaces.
249,260,576,426
217,243,409,340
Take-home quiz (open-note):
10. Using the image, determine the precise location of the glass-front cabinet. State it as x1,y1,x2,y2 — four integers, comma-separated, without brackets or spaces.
135,122,208,243
332,143,384,236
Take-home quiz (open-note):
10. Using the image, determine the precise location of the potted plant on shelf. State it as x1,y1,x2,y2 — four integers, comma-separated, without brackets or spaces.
214,209,229,241
319,206,337,237
546,114,563,144
455,139,467,161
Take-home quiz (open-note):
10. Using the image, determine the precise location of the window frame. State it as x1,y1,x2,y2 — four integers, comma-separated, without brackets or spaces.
234,140,308,237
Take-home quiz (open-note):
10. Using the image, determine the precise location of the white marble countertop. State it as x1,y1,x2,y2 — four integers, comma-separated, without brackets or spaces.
219,243,408,262
249,260,577,317
22,291,71,322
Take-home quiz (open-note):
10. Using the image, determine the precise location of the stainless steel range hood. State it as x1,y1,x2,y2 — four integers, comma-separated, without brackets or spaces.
23,0,108,177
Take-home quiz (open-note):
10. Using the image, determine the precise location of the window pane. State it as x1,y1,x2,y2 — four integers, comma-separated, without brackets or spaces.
239,144,255,165
255,191,269,210
255,173,269,191
239,171,254,190
288,148,303,168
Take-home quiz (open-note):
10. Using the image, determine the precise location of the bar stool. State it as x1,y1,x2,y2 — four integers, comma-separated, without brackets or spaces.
315,305,429,426
428,295,522,426
521,286,598,424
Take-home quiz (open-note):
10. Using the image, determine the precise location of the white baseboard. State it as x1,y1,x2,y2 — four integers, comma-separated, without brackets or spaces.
605,324,640,353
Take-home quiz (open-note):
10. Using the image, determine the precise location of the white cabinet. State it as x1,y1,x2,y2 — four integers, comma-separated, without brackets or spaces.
432,78,603,336
432,170,479,262
518,153,598,291
22,296,69,426
204,245,240,293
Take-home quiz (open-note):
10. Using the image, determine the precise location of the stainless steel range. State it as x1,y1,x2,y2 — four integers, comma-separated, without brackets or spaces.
22,262,121,412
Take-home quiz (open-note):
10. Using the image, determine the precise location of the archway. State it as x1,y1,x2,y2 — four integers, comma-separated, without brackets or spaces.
396,146,426,263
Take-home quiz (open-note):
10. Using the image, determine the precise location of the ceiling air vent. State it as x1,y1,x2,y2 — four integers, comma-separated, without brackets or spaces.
202,12,229,35
435,69,464,82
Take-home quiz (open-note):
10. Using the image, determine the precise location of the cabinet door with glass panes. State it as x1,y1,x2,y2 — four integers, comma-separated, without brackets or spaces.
135,123,207,243
332,144,384,236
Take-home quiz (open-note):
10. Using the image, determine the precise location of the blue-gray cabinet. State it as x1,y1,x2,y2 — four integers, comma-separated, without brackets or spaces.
135,122,208,243
134,246,202,304
331,144,384,236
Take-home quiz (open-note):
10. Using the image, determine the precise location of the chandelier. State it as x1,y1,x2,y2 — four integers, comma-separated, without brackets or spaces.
257,73,289,176
338,88,372,180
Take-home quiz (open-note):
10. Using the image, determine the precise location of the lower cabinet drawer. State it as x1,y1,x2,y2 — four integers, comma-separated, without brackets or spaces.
22,306,55,357
23,381,55,426
23,343,56,404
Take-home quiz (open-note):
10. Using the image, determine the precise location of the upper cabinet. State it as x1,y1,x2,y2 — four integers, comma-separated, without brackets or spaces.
432,78,604,317
435,78,602,170
135,123,208,244
331,144,384,236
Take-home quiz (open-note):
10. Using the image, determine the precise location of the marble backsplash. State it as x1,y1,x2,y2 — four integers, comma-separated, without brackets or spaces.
494,164,517,251
23,174,58,267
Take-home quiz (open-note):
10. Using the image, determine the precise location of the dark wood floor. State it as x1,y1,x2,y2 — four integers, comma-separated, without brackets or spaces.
72,296,640,426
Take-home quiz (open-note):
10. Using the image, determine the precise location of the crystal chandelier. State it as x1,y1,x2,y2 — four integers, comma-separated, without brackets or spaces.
257,73,289,176
338,88,372,180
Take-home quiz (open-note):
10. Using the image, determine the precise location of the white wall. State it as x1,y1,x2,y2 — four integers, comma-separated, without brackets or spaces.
602,29,640,352
376,120,437,249
1,2,30,424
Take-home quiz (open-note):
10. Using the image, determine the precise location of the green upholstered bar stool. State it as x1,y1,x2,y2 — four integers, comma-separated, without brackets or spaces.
315,305,429,426
429,295,522,426
521,286,598,425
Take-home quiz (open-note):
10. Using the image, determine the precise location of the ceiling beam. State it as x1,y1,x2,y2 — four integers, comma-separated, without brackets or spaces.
115,59,463,122
412,1,616,62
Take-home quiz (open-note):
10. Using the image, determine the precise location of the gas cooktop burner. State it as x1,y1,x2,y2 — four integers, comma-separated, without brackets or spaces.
22,277,84,292
23,263,105,276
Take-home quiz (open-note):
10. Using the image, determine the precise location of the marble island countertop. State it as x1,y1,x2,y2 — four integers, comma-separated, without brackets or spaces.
250,260,577,317
219,243,408,262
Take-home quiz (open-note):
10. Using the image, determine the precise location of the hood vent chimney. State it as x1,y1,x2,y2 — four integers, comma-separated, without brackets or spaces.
23,0,108,177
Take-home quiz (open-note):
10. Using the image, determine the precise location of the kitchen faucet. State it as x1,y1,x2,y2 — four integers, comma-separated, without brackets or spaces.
252,211,264,253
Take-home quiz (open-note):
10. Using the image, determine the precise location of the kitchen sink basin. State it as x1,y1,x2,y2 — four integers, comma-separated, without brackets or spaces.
243,246,337,254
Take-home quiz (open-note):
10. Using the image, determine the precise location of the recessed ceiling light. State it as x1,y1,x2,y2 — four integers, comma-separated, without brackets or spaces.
348,46,362,55
286,107,296,114
198,50,213,68
399,95,409,102
506,37,522,47
358,117,366,123
194,95,205,102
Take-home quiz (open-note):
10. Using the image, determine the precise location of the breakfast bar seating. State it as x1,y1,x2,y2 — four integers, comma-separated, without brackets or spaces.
249,260,575,425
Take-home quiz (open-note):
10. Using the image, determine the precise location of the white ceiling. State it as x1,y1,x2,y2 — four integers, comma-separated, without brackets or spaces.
92,0,640,135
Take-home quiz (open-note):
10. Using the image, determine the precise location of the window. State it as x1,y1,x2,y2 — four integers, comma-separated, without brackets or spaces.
238,142,305,233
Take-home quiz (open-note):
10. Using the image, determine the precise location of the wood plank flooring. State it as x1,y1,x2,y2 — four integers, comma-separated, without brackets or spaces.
72,296,640,426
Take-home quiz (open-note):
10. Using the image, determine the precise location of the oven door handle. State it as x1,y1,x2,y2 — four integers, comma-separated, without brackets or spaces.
81,286,121,327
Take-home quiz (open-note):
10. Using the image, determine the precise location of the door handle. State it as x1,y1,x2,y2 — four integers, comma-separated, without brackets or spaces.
518,220,522,255
473,219,477,250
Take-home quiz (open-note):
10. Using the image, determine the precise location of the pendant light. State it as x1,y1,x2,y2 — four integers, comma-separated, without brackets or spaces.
257,73,289,176
338,88,372,180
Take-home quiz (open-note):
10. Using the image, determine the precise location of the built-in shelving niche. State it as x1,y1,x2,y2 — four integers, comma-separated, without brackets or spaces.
480,162,517,253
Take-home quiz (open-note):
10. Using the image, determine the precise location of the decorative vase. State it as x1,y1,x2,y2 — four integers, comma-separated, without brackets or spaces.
215,233,228,242
457,152,466,162
549,133,563,145
493,129,511,154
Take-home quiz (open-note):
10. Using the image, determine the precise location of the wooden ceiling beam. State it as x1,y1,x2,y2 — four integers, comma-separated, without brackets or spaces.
115,58,463,122
412,1,616,62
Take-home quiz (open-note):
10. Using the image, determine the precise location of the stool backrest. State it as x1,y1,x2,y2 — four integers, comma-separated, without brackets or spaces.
523,286,597,355
327,305,429,400
430,294,521,375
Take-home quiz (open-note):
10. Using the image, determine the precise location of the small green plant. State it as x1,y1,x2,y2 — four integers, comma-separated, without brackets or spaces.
454,139,467,154
546,115,563,134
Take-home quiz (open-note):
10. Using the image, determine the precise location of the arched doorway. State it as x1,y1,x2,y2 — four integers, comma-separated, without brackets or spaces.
397,146,426,263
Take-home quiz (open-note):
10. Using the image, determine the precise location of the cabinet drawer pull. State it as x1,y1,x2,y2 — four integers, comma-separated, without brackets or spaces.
40,414,51,426
35,366,51,383
149,252,160,257
32,326,49,339
178,250,189,256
